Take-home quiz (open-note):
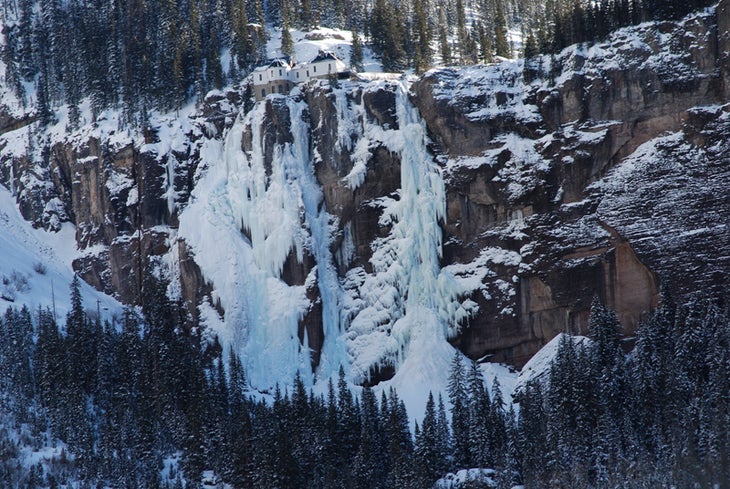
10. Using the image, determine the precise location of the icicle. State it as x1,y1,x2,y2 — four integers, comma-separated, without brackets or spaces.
8,165,12,196
283,97,347,382
183,80,473,394
165,154,177,215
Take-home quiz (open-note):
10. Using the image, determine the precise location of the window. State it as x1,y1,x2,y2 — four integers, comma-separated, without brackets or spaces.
307,70,309,77
296,72,300,78
278,84,283,93
259,74,262,81
279,69,282,76
261,89,266,97
313,65,317,73
328,63,332,71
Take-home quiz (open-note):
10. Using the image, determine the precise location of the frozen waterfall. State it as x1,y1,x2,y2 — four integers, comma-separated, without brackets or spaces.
180,82,477,399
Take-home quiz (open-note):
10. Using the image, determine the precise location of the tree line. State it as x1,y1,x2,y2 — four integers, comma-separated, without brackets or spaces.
524,0,716,58
0,273,518,488
2,0,717,125
0,272,728,488
1,0,269,126
518,293,730,488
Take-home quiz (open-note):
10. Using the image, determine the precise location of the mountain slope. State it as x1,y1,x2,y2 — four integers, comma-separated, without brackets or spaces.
0,185,122,323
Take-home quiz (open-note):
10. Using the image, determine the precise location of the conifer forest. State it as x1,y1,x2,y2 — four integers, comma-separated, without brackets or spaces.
0,0,716,122
0,275,728,487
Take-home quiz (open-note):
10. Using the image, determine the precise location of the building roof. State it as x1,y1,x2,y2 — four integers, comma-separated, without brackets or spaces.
268,58,291,68
310,50,341,63
253,57,291,71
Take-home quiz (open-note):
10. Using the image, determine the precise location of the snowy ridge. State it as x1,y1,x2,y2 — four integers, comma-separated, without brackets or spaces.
426,61,541,124
513,333,590,395
553,7,715,84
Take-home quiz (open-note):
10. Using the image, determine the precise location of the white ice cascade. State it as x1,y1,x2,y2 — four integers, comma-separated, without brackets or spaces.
220,97,346,389
345,82,473,388
181,83,477,395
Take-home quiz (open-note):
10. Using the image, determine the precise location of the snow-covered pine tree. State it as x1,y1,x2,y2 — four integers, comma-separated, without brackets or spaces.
448,351,471,469
466,359,491,467
413,392,444,487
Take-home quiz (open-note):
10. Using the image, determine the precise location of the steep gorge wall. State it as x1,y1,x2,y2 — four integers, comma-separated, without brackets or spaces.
409,2,729,365
0,91,242,323
0,3,727,376
230,2,730,375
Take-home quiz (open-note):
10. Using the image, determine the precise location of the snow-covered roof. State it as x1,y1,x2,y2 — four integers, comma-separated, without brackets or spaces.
269,58,291,68
310,50,341,63
253,57,291,71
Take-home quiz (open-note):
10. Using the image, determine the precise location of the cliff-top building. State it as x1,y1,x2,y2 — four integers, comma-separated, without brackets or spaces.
252,50,349,101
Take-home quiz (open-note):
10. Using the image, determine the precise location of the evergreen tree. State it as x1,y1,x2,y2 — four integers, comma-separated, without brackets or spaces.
489,376,509,467
281,23,294,57
413,392,446,487
412,0,432,72
522,30,540,82
448,351,470,469
587,298,627,472
337,364,360,481
467,360,491,467
352,385,385,488
384,388,414,488
350,29,364,71
455,0,468,63
436,395,452,473
517,381,548,486
36,69,54,126
494,0,510,58
477,22,492,64
300,0,314,29
369,0,406,71
66,275,96,395
545,334,593,484
438,6,451,64
206,31,225,90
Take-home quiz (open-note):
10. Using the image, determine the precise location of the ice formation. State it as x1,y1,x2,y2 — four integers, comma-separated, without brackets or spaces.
342,83,471,384
181,81,488,398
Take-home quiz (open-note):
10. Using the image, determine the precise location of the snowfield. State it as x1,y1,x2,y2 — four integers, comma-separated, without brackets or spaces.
0,185,123,326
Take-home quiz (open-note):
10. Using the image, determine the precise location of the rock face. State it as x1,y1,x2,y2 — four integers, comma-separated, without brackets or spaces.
0,90,241,323
304,84,402,272
407,4,730,365
229,85,405,375
0,3,727,377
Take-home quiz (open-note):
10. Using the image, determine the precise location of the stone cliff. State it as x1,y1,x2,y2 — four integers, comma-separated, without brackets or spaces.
0,91,242,323
408,4,729,364
0,2,727,378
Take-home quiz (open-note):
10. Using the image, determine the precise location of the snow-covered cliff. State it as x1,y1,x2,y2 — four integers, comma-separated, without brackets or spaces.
0,3,728,406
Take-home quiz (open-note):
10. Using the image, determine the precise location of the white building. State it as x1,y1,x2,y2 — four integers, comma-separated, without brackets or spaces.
252,58,295,100
253,50,349,101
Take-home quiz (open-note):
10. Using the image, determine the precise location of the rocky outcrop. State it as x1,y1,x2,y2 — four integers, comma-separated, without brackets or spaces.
305,84,402,271
0,90,240,320
0,107,34,137
47,136,180,303
233,85,405,371
408,3,729,366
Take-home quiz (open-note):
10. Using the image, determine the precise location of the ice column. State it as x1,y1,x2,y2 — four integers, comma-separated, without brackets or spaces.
221,97,346,389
